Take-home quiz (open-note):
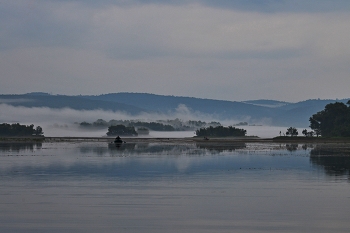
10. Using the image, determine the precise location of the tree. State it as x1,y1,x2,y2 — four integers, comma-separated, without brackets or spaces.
0,123,44,137
302,129,308,137
130,122,175,131
106,125,138,136
34,126,44,136
309,102,350,137
92,119,108,128
195,126,246,137
286,127,298,137
80,121,92,127
302,129,314,137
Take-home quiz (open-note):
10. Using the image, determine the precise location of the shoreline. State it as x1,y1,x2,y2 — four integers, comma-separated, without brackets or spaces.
1,136,350,144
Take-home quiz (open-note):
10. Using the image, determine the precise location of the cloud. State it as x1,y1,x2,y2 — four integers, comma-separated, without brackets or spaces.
3,1,350,58
0,0,92,50
0,1,350,102
48,0,350,13
196,0,350,13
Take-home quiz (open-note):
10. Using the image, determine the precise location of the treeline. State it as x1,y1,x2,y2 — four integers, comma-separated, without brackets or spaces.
0,123,44,137
78,119,221,131
107,125,138,136
309,101,350,137
129,122,174,131
79,119,175,131
196,126,246,137
280,100,350,138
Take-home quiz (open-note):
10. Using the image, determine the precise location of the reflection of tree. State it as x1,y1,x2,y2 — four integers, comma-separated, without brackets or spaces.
108,143,137,151
79,143,137,155
286,144,298,152
301,144,314,150
0,143,42,152
310,145,350,178
80,146,110,156
105,143,247,156
79,143,200,156
196,143,246,152
108,143,198,155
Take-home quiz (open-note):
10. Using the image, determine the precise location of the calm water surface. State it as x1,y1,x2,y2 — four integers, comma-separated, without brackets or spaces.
0,141,350,233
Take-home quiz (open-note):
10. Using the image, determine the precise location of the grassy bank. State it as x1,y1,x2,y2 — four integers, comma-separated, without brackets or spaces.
0,136,45,142
272,136,350,143
1,136,350,144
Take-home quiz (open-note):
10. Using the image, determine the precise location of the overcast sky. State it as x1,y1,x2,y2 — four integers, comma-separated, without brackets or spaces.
1,0,350,102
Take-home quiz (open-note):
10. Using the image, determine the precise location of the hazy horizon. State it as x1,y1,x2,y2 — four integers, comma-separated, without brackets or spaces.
0,102,306,138
2,91,350,104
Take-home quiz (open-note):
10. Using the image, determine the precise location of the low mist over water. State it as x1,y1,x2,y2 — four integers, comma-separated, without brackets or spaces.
42,125,303,138
0,104,305,138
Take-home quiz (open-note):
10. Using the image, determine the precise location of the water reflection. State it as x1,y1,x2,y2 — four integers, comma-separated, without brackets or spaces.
81,142,247,156
310,144,350,178
1,142,350,233
195,142,246,152
1,142,350,180
286,144,298,152
0,142,42,152
310,144,350,156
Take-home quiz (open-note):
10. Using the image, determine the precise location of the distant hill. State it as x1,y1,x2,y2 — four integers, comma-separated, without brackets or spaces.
1,92,349,127
82,93,277,121
271,99,350,127
242,99,290,108
0,93,145,114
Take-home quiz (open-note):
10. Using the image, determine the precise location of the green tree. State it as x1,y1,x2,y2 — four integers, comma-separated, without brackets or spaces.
34,126,44,136
130,122,175,131
309,102,350,137
302,129,314,137
107,125,138,136
92,119,108,128
80,121,92,127
286,127,298,137
196,126,246,137
302,129,308,137
0,123,43,137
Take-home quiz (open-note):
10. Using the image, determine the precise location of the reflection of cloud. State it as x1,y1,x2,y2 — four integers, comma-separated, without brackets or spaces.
196,142,246,153
175,157,193,173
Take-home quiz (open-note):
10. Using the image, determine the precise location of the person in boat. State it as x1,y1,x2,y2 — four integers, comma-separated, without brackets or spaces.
114,136,124,143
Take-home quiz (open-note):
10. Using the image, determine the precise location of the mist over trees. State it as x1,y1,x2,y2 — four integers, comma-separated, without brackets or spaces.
309,101,350,137
2,93,350,128
79,119,221,131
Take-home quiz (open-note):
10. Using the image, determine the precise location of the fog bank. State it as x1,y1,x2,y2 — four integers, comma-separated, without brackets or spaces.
0,104,302,138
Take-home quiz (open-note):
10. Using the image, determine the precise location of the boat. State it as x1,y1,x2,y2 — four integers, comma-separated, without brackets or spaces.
114,136,124,144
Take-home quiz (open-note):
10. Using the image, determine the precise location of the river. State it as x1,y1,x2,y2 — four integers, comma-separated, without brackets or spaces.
0,141,349,233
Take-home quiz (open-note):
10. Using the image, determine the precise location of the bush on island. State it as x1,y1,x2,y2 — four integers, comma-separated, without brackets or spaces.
196,126,246,137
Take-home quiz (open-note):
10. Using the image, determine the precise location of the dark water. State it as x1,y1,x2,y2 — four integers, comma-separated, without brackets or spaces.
1,142,350,233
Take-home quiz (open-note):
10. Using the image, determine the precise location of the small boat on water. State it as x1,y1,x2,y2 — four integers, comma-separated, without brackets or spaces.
114,136,124,144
